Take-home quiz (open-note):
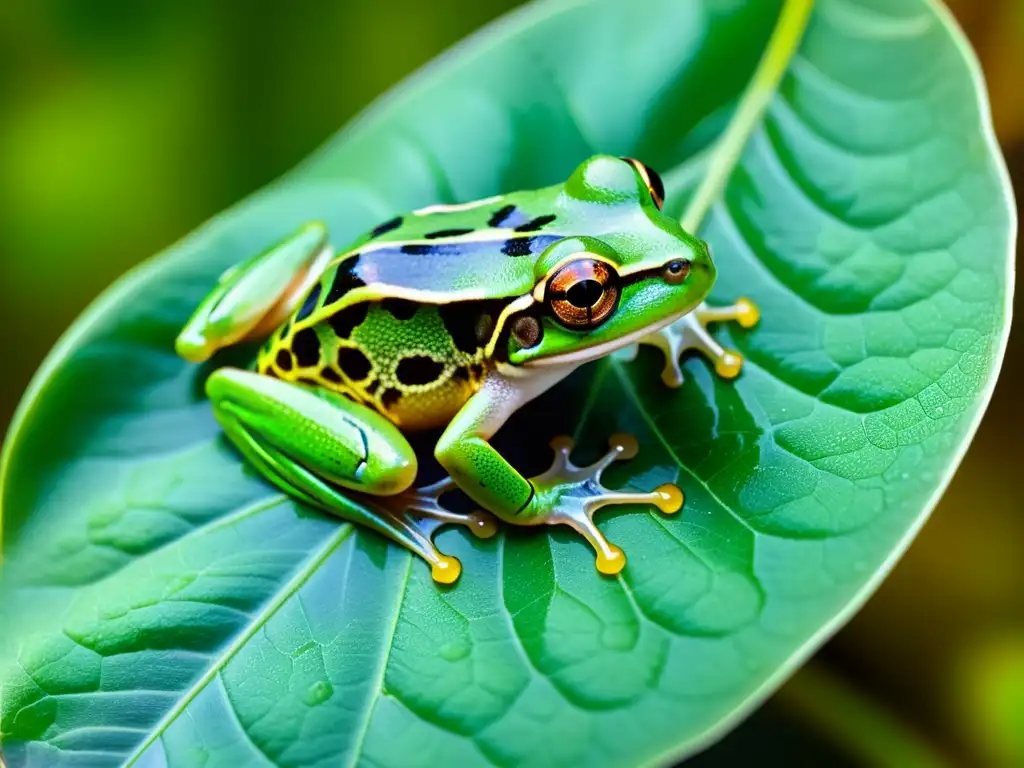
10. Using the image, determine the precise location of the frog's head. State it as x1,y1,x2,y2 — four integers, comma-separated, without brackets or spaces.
500,155,716,370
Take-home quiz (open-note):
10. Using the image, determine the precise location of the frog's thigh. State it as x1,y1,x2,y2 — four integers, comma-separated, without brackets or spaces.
207,368,416,498
209,368,481,584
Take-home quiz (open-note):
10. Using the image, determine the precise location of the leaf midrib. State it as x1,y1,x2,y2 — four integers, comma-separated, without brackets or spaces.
680,0,816,233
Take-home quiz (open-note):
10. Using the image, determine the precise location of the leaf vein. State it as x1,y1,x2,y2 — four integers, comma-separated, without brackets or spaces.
121,523,353,766
345,553,413,768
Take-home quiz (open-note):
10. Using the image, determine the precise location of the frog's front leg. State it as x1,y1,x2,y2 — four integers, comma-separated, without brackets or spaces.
621,299,760,387
208,368,496,584
176,222,334,362
435,370,682,575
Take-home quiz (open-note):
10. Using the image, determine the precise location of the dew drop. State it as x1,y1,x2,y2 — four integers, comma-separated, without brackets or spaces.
87,508,123,531
440,639,470,662
305,680,334,706
165,573,197,596
98,604,129,621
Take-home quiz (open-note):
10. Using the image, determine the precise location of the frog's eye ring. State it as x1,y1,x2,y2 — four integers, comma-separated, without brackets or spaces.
546,258,620,330
620,157,665,210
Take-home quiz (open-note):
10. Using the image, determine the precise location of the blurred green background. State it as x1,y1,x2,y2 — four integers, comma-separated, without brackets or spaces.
0,0,1020,764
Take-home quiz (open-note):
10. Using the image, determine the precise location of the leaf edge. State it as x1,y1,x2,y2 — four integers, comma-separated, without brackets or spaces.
642,3,1017,762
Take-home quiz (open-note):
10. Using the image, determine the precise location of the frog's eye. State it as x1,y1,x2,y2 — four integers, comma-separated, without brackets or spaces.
620,157,665,210
662,258,690,285
546,258,620,330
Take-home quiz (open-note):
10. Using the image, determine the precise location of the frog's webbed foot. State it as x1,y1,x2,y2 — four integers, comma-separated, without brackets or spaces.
528,434,683,576
366,479,498,585
620,298,759,388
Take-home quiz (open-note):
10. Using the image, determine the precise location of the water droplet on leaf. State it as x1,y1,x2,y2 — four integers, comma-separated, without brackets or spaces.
305,680,334,706
440,640,470,661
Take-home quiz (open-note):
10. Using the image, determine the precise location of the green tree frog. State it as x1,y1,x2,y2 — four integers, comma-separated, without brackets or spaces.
176,155,758,584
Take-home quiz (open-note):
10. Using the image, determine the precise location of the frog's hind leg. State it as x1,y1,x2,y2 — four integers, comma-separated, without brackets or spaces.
207,367,495,584
176,222,334,362
621,299,760,387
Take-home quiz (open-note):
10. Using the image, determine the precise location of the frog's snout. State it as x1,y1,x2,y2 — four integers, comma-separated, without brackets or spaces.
692,241,717,293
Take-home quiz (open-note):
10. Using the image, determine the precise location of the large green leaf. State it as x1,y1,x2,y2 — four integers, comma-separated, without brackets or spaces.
0,0,1014,765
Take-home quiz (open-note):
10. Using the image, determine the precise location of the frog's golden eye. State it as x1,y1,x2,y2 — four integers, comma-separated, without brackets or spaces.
546,258,620,330
662,258,690,285
620,157,665,210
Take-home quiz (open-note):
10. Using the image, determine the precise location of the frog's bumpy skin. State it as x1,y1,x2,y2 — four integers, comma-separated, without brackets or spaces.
531,434,683,575
364,478,498,584
621,298,760,387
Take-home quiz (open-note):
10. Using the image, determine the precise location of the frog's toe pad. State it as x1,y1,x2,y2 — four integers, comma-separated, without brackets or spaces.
595,543,626,575
430,555,462,585
653,483,684,514
533,435,684,576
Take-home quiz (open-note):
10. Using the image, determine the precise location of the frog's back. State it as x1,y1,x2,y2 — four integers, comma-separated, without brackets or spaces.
256,193,566,430
316,188,566,308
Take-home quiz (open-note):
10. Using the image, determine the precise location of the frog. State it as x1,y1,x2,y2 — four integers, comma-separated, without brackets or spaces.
175,154,759,584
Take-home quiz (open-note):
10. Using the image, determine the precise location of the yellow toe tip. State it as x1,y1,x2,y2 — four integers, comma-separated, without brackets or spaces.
715,351,744,379
736,298,760,328
596,545,626,575
431,555,462,585
653,483,684,514
609,433,639,460
660,368,684,389
469,513,499,539
549,436,574,453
